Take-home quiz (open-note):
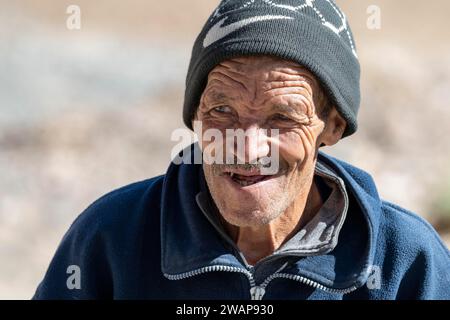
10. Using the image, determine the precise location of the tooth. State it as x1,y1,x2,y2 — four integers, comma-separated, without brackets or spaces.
230,173,234,178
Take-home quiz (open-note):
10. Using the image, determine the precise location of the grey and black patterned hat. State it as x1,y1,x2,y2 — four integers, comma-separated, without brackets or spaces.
183,0,360,137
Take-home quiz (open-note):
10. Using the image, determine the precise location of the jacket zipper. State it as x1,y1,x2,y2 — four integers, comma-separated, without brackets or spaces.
164,264,358,300
164,265,256,291
250,273,358,299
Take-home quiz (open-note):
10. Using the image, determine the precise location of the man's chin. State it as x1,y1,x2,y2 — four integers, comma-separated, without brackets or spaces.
220,208,280,228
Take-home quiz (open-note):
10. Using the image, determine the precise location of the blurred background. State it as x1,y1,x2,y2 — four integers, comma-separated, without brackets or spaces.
0,0,449,299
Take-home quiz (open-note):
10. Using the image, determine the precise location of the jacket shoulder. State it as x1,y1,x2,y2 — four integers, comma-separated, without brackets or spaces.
377,201,450,299
33,175,165,299
71,175,165,233
380,200,449,256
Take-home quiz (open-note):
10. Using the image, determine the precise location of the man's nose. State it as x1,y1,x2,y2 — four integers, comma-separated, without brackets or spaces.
236,124,270,164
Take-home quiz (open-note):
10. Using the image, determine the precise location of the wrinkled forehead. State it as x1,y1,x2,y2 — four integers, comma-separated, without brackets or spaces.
206,55,320,88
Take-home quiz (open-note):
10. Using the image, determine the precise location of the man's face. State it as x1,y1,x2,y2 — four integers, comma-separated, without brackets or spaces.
195,56,334,228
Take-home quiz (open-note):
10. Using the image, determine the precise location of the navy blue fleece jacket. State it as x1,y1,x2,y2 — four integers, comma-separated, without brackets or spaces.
33,147,450,300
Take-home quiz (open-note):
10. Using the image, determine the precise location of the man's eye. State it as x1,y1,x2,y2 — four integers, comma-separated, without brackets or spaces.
212,106,233,114
272,114,292,122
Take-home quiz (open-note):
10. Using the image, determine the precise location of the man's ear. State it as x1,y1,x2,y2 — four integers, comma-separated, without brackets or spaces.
319,107,346,147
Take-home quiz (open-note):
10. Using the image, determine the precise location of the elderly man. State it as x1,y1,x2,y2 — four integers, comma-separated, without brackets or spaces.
34,0,449,300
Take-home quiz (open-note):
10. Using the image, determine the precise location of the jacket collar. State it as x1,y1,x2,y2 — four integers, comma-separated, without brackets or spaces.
160,143,381,290
195,158,350,260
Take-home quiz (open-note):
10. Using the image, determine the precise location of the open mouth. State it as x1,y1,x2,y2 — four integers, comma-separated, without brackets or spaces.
224,171,276,187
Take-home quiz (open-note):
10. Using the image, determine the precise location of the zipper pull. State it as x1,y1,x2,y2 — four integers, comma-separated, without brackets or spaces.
250,286,266,300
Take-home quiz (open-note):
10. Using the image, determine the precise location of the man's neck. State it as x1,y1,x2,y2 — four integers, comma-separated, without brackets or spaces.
222,176,324,266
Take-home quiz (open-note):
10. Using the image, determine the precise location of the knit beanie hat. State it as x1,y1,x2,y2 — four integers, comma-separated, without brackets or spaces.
183,0,361,138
